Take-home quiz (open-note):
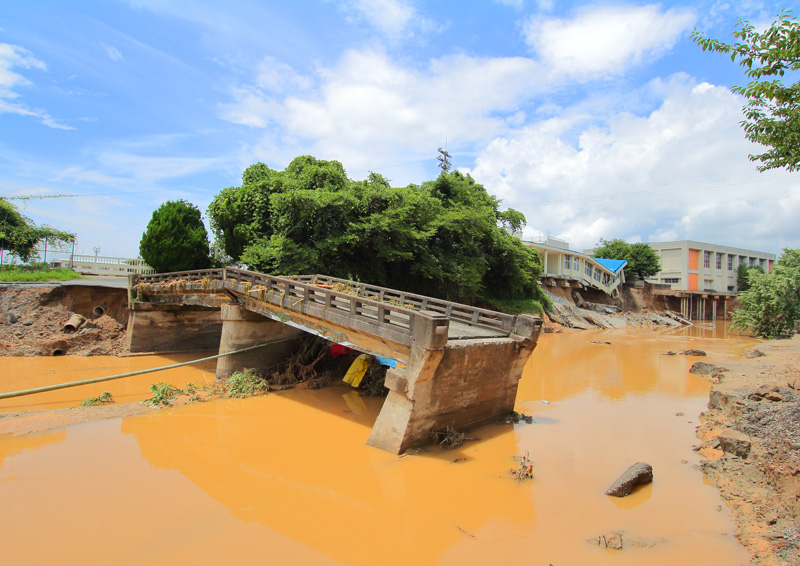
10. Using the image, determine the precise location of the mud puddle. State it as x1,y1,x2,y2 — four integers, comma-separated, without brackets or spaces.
0,325,756,565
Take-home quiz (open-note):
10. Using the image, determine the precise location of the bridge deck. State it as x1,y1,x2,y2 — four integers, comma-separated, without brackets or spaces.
133,268,524,348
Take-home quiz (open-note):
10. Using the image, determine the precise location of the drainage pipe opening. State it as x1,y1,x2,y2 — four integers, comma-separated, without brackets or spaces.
52,349,66,356
93,306,105,317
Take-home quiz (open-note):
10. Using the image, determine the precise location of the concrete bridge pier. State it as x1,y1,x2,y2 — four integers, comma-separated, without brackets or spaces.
215,304,305,381
367,314,542,454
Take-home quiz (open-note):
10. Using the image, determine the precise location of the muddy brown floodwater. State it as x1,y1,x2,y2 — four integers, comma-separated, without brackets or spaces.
0,324,757,565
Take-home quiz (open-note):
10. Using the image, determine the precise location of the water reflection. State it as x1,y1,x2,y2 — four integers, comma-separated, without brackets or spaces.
0,325,756,565
120,388,532,565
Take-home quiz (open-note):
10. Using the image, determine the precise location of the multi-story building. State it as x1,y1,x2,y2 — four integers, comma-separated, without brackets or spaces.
522,237,627,297
50,255,156,277
646,240,776,292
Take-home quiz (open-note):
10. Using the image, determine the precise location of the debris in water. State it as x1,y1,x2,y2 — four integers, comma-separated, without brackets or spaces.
504,411,534,424
508,451,535,482
431,426,475,449
457,525,476,539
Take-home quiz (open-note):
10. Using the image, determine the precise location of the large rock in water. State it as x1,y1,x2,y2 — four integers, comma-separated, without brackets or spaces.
605,462,653,497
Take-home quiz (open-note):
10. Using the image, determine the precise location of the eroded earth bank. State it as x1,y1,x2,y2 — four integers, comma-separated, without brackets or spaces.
695,335,800,566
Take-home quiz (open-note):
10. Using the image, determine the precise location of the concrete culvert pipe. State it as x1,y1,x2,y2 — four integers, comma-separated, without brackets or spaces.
63,314,86,333
93,306,105,317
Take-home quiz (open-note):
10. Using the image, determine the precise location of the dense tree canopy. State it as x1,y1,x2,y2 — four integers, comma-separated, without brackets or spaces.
736,263,764,292
139,200,211,273
732,249,800,338
0,198,75,262
692,10,800,171
592,238,661,280
207,156,547,308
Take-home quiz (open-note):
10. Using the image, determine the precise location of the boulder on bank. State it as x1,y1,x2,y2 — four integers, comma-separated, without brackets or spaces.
717,430,751,459
681,349,707,356
689,362,730,378
605,462,653,497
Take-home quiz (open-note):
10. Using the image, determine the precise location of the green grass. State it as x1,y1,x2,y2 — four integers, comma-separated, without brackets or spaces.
0,264,83,282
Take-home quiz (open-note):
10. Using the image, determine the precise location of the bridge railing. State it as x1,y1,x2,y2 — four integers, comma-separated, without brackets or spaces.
222,268,419,334
136,267,517,335
288,274,516,334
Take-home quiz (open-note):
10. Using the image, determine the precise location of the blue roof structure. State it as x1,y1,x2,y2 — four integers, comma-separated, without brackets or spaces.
594,258,627,274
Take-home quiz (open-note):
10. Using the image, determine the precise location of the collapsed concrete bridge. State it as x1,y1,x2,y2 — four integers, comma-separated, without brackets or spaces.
127,268,543,453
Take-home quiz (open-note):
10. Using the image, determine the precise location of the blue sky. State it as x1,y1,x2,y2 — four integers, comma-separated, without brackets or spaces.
2,0,798,261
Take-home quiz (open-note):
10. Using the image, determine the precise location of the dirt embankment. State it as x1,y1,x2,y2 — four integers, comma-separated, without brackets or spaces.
695,336,800,566
0,285,129,357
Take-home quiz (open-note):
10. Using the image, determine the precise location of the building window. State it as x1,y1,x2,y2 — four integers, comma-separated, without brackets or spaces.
585,262,591,276
564,255,571,270
663,278,680,284
749,257,756,268
594,268,601,282
716,253,722,270
573,257,579,271
703,251,711,268
728,256,733,271
740,256,746,266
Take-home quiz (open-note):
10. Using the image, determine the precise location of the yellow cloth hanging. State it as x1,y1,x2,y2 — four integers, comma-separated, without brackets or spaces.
342,354,372,387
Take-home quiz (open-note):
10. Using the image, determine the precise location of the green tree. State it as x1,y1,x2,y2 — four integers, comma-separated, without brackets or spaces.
732,249,800,337
692,9,800,171
139,200,211,273
593,238,661,280
736,263,765,292
0,198,75,262
207,158,548,309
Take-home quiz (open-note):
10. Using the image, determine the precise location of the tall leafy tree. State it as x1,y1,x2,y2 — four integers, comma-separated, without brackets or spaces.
207,158,547,308
692,10,800,171
0,198,75,262
593,238,661,280
139,200,211,273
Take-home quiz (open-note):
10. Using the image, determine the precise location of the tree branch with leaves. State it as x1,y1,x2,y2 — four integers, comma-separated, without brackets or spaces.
692,9,800,171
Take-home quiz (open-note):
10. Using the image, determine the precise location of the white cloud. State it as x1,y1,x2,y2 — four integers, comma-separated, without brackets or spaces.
256,56,313,93
465,76,800,252
220,49,545,176
343,0,416,36
524,4,696,79
0,42,73,129
102,43,123,61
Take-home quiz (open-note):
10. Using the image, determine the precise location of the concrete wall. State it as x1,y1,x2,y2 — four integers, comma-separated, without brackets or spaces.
126,302,223,353
368,315,541,454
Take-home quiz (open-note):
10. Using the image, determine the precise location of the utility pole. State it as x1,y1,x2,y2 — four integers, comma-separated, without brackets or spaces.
437,146,452,173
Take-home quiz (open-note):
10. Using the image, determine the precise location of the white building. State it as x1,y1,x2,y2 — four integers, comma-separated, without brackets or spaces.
50,255,156,277
646,240,776,292
522,237,627,297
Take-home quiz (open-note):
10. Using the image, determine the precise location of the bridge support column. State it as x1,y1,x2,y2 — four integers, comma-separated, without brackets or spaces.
126,303,223,353
215,304,305,381
367,314,542,454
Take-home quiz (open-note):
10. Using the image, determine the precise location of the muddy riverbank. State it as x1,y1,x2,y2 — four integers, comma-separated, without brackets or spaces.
694,334,800,566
